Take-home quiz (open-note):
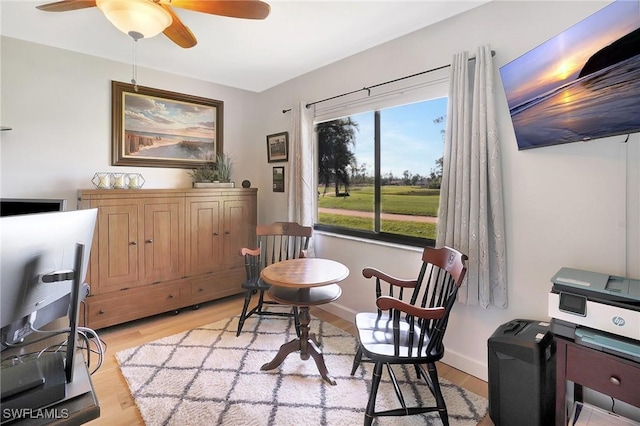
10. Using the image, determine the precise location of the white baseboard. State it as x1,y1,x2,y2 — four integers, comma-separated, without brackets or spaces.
441,349,488,382
318,301,357,322
318,302,489,383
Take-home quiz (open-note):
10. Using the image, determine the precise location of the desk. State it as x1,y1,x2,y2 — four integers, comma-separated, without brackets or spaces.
260,258,349,385
555,337,640,426
6,351,100,425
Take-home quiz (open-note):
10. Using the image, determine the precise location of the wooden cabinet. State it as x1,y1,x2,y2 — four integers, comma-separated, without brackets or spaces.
89,196,183,294
555,337,640,425
185,196,254,276
185,198,221,276
94,201,139,293
141,198,184,285
78,188,257,329
222,199,254,267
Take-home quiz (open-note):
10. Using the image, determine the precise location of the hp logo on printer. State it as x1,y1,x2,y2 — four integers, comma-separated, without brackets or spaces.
612,316,625,327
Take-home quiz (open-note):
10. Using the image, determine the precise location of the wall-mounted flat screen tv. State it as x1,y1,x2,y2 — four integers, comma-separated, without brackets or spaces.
500,0,640,150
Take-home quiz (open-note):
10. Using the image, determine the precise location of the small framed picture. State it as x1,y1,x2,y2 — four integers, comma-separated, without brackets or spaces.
273,166,285,192
266,132,289,163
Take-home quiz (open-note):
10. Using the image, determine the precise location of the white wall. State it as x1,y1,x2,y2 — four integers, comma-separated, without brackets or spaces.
2,1,639,384
0,37,262,204
252,0,640,381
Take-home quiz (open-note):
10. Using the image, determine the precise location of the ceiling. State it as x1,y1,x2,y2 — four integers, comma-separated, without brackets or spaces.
0,1,488,92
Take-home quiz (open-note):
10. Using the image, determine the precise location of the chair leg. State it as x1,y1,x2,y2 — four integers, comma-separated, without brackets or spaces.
236,289,254,337
426,362,449,426
364,362,383,426
256,289,266,314
350,346,362,376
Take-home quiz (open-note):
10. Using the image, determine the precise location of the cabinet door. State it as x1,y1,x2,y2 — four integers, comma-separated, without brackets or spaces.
186,199,222,276
94,203,139,294
222,199,255,269
142,199,184,284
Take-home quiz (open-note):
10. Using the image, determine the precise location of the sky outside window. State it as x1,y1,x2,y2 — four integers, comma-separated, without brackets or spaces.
350,98,448,179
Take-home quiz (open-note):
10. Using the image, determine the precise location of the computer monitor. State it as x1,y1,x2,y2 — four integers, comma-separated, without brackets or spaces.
0,209,97,358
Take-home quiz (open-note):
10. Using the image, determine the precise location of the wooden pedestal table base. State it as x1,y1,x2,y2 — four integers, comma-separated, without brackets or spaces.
261,285,342,385
258,258,349,386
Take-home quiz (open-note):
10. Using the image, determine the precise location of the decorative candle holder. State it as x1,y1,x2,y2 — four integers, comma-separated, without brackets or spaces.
112,173,126,189
92,172,112,189
126,173,145,189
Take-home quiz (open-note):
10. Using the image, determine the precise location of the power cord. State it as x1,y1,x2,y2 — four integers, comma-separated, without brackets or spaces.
1,325,104,375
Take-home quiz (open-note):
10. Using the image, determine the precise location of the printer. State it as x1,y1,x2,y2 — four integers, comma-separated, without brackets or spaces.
548,267,640,362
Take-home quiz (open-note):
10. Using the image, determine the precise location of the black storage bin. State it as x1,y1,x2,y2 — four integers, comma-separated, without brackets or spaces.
488,319,556,426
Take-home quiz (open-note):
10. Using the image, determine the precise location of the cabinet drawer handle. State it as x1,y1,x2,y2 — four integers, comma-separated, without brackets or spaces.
213,232,219,236
146,239,153,244
99,309,105,315
225,231,230,235
610,376,621,386
130,241,137,245
168,294,174,299
199,288,204,292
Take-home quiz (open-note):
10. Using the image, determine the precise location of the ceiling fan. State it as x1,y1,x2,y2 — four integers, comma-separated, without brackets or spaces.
36,0,271,48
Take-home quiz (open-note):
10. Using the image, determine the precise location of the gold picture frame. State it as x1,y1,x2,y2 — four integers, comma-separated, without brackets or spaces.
111,81,223,168
266,132,288,163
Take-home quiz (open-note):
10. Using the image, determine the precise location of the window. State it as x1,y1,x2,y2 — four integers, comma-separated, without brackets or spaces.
315,97,447,247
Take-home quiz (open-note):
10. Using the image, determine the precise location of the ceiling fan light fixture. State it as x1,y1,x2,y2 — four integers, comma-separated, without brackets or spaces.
96,0,172,40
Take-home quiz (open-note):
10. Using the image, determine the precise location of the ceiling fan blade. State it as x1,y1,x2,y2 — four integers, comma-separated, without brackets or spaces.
161,5,197,49
36,1,96,12
167,0,270,20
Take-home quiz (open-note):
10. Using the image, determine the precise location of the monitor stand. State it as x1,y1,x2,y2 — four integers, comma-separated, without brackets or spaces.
65,243,84,383
38,242,85,383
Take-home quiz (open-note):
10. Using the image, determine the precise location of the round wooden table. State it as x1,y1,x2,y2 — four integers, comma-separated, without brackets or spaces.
259,258,349,385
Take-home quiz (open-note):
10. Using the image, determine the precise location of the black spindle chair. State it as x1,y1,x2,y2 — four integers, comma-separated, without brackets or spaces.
350,246,468,426
236,222,312,337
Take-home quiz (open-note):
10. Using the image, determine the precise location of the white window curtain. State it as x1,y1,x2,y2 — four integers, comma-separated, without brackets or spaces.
287,101,317,256
437,45,507,308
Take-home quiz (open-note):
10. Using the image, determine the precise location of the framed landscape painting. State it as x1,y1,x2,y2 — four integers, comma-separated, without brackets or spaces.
111,81,224,168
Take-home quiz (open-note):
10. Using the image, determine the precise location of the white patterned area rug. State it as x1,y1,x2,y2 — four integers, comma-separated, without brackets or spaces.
116,312,487,425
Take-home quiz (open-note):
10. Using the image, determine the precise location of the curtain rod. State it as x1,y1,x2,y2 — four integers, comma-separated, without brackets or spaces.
305,50,495,109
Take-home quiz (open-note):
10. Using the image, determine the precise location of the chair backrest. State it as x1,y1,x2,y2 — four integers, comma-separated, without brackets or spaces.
375,246,468,357
242,222,312,282
257,222,312,266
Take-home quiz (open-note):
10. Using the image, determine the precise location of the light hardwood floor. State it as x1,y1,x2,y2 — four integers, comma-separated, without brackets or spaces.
85,294,493,425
